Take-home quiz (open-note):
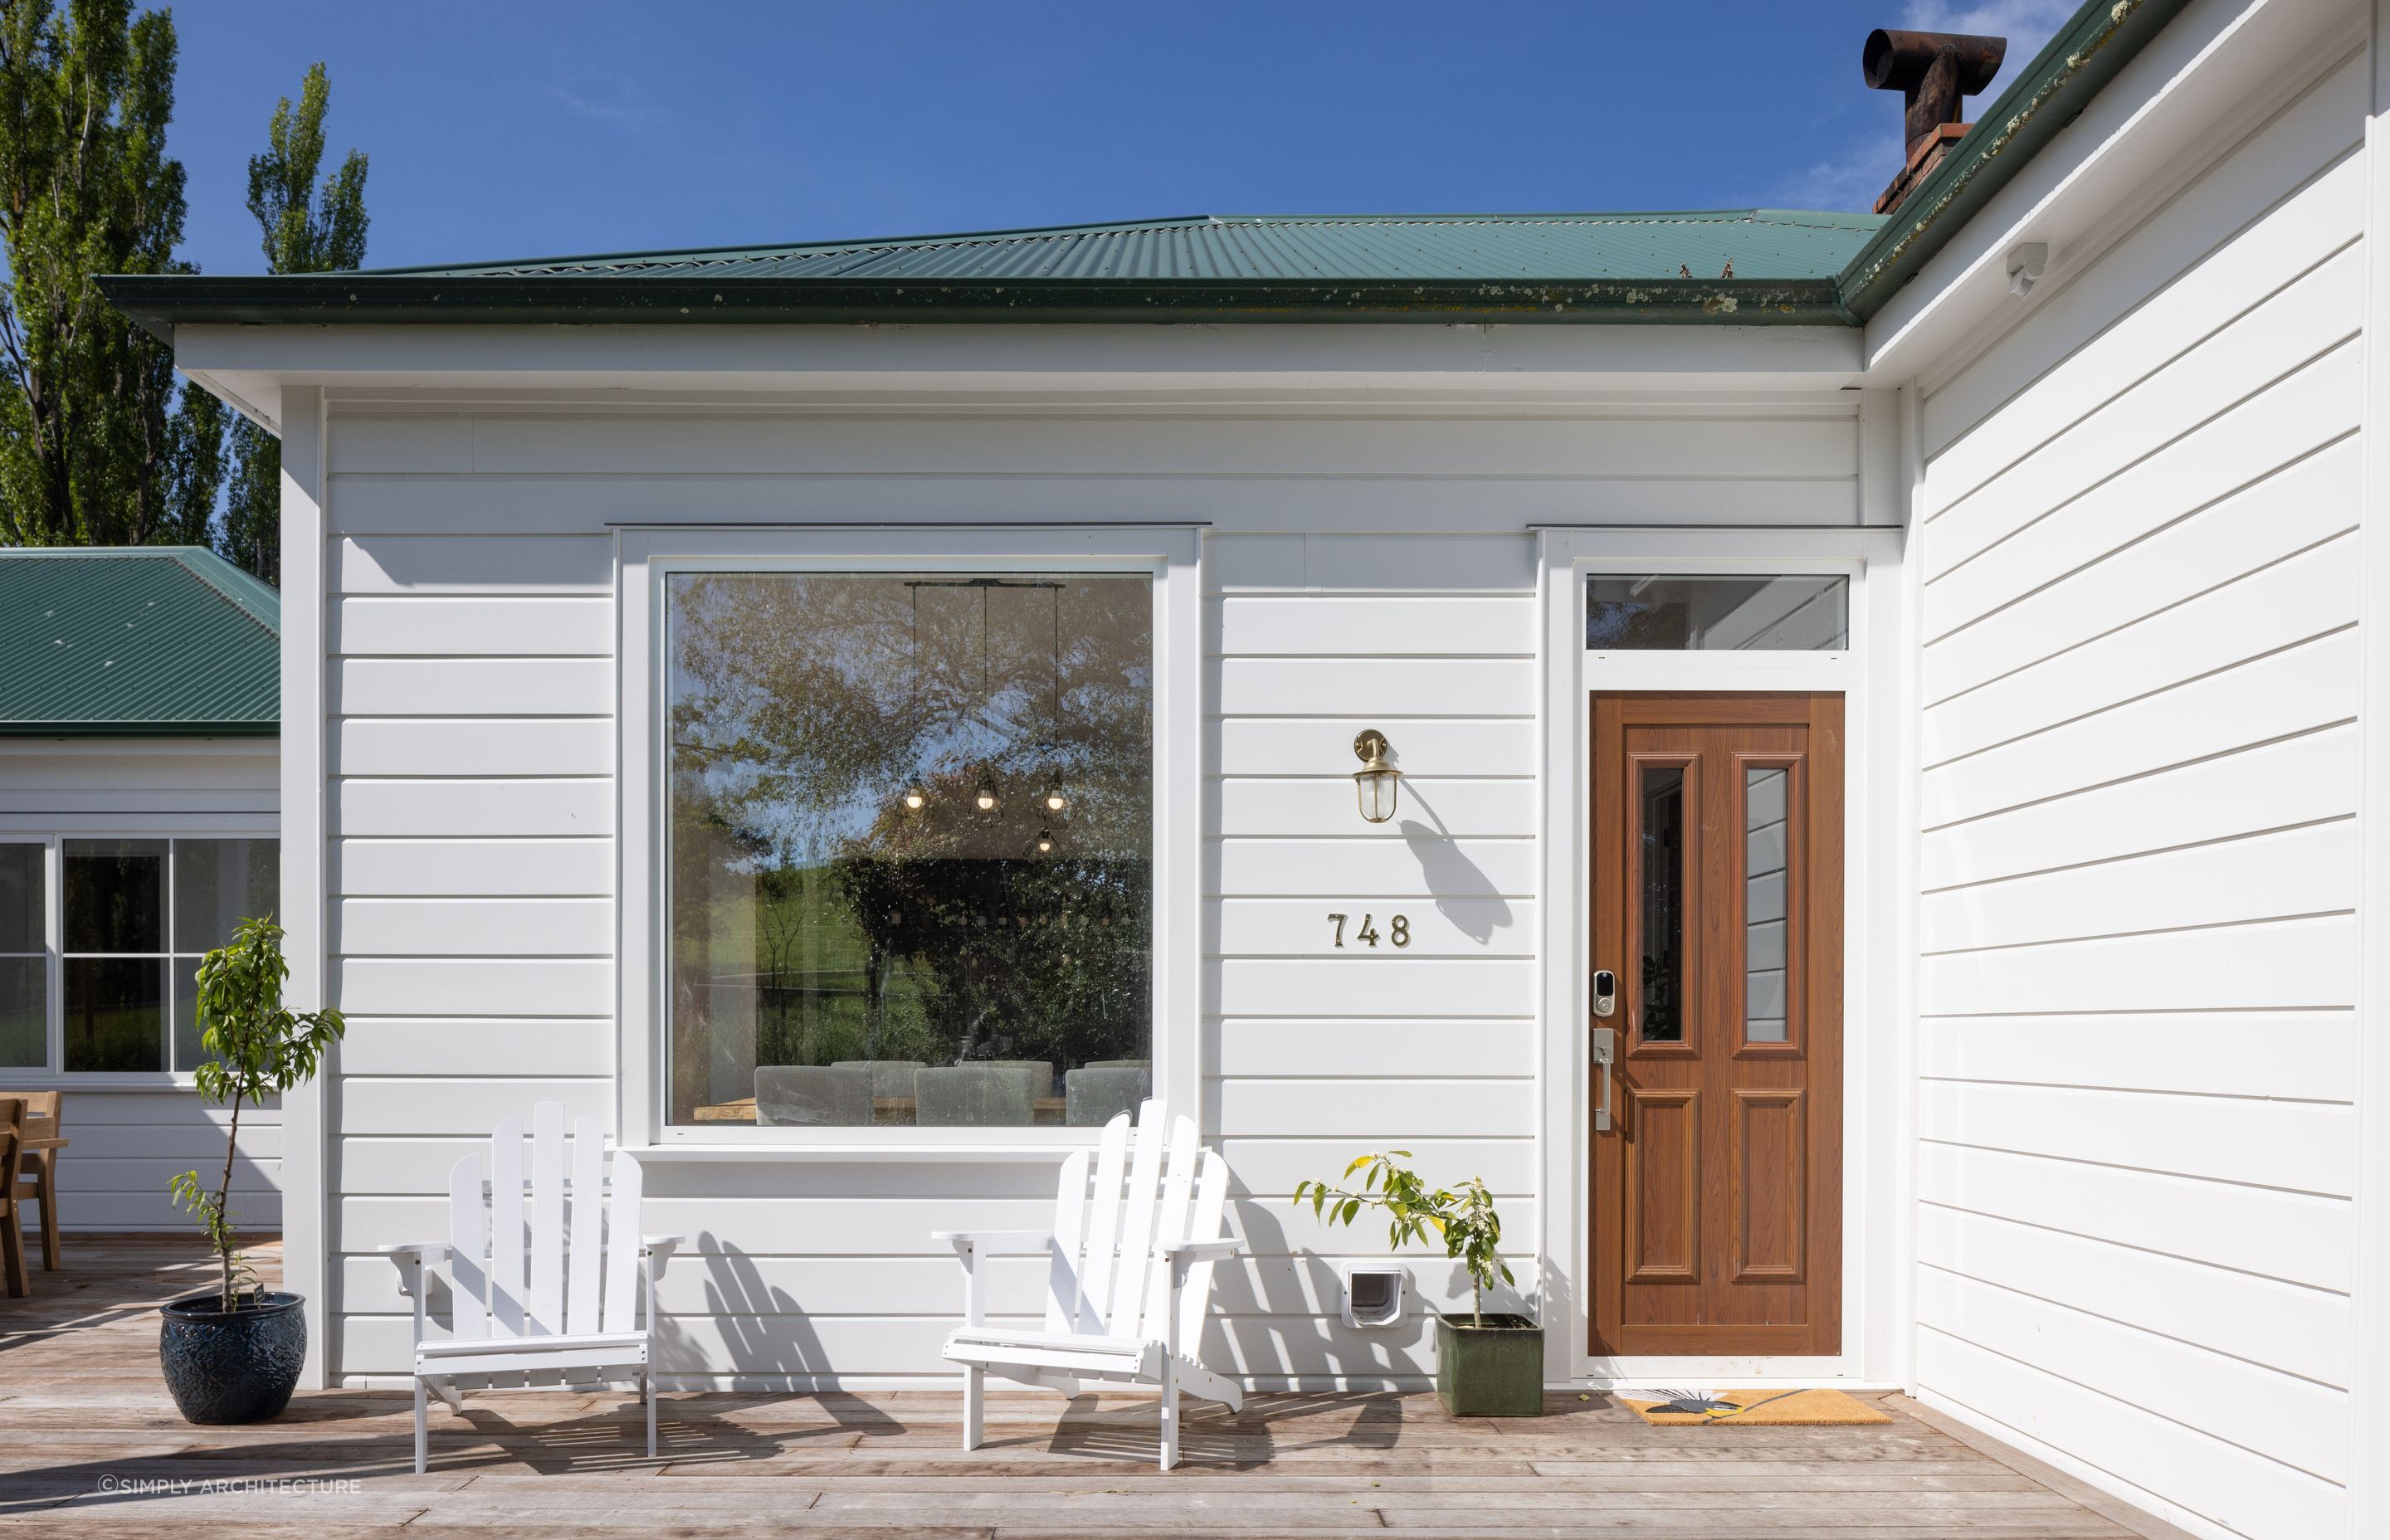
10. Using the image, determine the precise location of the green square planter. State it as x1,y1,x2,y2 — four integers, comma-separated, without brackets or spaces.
1433,1311,1544,1417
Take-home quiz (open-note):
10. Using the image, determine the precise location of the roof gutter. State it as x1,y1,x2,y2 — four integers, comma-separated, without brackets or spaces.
0,720,277,738
98,272,1850,334
1832,0,2192,324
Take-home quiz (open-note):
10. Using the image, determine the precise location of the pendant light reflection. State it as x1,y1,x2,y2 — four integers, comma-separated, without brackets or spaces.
1353,729,1402,825
902,785,927,812
1035,826,1056,855
975,768,998,812
1044,779,1068,812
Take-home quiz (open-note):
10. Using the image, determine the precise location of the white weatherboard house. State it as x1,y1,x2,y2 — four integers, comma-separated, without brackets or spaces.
96,0,2390,1535
0,547,283,1229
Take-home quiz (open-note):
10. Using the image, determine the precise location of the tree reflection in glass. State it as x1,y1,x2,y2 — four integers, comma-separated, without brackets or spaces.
665,573,1153,1127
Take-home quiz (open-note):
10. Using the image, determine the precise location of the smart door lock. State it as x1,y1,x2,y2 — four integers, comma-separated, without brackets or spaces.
1593,969,1617,1016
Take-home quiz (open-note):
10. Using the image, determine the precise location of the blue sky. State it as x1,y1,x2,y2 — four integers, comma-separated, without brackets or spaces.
168,0,2074,275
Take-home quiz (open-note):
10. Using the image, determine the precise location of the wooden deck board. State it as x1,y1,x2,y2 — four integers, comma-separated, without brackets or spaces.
0,1235,2193,1538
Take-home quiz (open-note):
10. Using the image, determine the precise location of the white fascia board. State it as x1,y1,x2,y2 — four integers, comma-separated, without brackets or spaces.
170,318,1866,411
1863,0,2361,386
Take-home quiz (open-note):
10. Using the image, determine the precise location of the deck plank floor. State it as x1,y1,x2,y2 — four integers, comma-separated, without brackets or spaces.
0,1235,2195,1538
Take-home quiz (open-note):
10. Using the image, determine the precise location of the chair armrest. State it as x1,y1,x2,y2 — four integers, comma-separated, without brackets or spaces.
642,1235,685,1271
378,1242,452,1264
1157,1237,1241,1261
930,1230,1053,1253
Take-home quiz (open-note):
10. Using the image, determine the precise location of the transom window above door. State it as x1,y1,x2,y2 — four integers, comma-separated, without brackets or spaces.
663,571,1155,1131
1586,575,1848,651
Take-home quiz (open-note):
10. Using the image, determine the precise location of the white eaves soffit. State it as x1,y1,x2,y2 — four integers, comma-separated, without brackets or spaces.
1863,0,2365,385
169,319,1867,421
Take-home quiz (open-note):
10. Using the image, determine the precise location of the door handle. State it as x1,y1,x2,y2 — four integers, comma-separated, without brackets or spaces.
1592,1026,1616,1132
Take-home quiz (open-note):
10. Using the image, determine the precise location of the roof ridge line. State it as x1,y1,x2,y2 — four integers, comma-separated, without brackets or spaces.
168,549,281,640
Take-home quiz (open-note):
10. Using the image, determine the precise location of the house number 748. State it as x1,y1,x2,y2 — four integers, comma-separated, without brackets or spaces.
1327,913,1410,948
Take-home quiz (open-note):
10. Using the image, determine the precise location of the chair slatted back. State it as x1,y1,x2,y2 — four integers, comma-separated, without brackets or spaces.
0,1098,22,1196
445,1102,643,1340
1042,1099,1232,1345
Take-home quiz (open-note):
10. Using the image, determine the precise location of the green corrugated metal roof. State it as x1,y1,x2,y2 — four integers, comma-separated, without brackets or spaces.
371,209,1887,284
0,547,279,737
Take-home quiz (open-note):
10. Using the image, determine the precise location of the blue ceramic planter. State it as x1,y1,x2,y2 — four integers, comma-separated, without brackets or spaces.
159,1290,305,1424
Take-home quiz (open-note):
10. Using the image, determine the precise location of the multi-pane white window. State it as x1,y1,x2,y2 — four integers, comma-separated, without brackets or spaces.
0,836,277,1076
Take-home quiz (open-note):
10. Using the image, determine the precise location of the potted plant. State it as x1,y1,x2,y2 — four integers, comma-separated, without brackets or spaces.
1295,1152,1541,1417
159,916,344,1424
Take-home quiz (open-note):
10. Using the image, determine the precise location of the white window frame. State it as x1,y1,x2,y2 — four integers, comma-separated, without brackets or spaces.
1534,524,1912,1390
0,823,280,1088
616,525,1202,1154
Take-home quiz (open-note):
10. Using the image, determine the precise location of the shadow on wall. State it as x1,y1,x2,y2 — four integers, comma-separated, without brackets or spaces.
1396,782,1514,946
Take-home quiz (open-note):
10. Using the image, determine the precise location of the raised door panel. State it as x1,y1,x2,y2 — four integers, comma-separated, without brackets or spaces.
1622,1088,1699,1283
1731,1088,1805,1282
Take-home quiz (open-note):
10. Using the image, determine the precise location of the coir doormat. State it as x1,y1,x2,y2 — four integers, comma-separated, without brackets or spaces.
1620,1388,1891,1426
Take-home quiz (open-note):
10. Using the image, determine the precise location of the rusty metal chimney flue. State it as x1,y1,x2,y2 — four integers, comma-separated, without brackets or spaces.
1862,27,2006,214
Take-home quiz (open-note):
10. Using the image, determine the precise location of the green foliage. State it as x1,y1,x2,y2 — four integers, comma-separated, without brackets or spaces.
223,61,367,583
169,914,344,1313
0,0,220,548
1294,1152,1514,1328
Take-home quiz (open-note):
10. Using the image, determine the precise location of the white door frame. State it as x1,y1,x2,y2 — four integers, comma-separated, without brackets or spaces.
1533,524,1914,1388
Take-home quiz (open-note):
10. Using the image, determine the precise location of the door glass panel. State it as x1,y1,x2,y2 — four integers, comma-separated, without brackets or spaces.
1588,575,1848,651
1637,766,1685,1043
1744,767,1790,1043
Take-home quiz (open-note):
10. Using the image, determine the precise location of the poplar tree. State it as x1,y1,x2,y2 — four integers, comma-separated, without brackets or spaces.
0,0,222,548
222,61,365,582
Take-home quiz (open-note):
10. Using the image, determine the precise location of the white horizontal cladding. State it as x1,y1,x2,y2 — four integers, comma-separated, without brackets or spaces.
1216,718,1535,777
1212,1077,1534,1143
1918,41,2367,467
0,741,280,815
1914,1331,2342,1540
333,957,613,1017
331,594,615,655
335,718,616,777
336,1018,613,1077
1924,238,2363,578
1921,628,2359,830
1222,1136,1536,1198
329,469,1860,537
334,897,614,957
1925,1262,2352,1484
1212,657,1534,717
46,1091,281,1231
1217,898,1535,957
1211,595,1535,656
1210,837,1535,899
1919,1142,2353,1296
1920,821,2357,954
1921,1011,2357,1104
334,777,614,838
336,1076,612,1138
1922,914,2356,1017
336,534,614,593
1210,778,1534,840
1923,430,2358,713
1216,958,1536,1019
1209,533,1535,593
1924,339,2362,636
1212,1018,1537,1079
1924,519,2358,765
1920,1076,2353,1199
1921,724,2357,891
335,837,614,897
331,657,613,717
329,407,1860,481
1918,1205,2350,1391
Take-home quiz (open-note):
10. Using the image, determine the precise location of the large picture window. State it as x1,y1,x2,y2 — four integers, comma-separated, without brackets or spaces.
665,571,1154,1128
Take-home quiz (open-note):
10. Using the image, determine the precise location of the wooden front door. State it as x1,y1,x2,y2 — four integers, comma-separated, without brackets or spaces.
1590,692,1842,1357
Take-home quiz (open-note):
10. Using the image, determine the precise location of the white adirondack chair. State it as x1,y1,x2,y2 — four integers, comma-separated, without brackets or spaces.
935,1099,1243,1469
380,1103,683,1473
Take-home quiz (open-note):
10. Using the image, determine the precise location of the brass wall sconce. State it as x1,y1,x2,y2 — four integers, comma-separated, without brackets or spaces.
1353,729,1401,824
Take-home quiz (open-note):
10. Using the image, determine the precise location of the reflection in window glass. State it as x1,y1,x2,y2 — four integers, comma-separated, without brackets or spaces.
66,840,165,953
1745,768,1790,1044
66,957,164,1072
174,839,278,952
0,846,40,1066
666,573,1154,1128
1588,575,1848,651
1637,767,1685,1044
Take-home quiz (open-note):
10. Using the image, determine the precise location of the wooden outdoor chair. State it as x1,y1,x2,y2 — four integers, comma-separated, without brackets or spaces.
0,1098,25,1298
936,1099,1243,1469
380,1102,682,1473
8,1090,63,1272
